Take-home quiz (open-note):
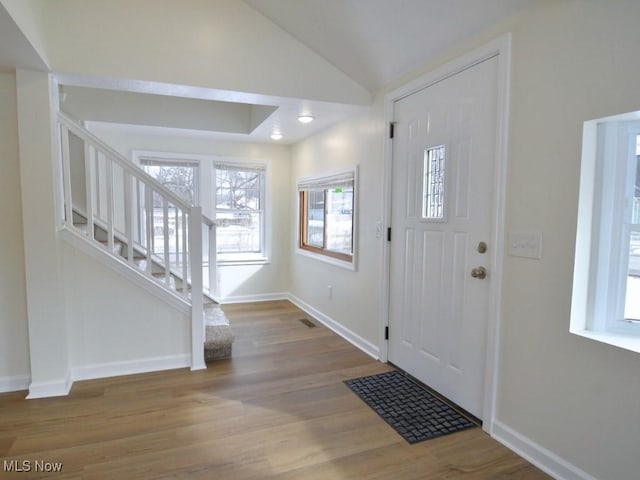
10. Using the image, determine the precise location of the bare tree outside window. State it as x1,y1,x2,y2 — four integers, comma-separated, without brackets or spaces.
142,163,197,206
215,166,265,255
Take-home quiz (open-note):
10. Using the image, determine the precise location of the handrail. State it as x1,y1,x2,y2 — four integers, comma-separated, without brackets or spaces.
57,112,215,228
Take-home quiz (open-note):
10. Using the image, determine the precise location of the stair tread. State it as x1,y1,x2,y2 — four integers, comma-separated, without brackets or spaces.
70,209,215,304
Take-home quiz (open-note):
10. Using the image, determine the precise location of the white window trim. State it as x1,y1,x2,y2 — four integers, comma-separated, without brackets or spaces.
213,159,269,265
132,150,271,266
135,155,201,206
296,166,358,271
571,111,640,353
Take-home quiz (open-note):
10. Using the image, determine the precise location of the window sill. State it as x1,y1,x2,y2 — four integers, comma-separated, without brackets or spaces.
570,327,640,354
295,248,356,271
217,254,269,266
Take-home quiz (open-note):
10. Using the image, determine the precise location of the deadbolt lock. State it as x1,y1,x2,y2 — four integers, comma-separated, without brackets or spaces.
471,266,487,279
477,241,487,254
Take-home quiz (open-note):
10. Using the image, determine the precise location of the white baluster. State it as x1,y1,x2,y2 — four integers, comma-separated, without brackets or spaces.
163,198,171,287
182,210,188,298
174,206,180,273
105,159,115,253
145,186,153,275
124,171,134,263
84,143,96,240
60,125,74,226
208,222,216,298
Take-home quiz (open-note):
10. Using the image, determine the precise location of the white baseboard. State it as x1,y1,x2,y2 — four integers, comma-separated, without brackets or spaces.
217,292,289,304
71,354,191,382
491,420,599,480
287,294,380,360
27,374,73,399
0,374,30,394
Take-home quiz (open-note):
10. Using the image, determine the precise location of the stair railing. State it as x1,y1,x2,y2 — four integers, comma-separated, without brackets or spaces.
56,112,214,370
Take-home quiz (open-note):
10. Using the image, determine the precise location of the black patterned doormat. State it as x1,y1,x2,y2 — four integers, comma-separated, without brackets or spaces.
344,370,477,444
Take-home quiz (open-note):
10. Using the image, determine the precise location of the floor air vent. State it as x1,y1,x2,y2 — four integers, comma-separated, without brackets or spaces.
298,318,316,328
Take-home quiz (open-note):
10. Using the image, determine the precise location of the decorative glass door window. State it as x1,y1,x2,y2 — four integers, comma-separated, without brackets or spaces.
423,145,446,219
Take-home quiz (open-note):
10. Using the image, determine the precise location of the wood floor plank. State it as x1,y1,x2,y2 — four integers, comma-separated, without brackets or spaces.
0,300,552,479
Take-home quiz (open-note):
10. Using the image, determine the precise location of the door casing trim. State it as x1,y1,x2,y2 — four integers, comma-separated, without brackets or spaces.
380,33,512,435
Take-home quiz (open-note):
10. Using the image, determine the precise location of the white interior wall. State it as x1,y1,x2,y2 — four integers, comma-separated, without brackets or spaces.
494,2,640,479
290,102,385,353
290,1,640,479
64,245,190,373
0,73,30,389
15,0,369,106
88,126,292,303
15,69,70,398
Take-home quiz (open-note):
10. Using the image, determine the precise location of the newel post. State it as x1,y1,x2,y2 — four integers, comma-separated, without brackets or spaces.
189,206,206,370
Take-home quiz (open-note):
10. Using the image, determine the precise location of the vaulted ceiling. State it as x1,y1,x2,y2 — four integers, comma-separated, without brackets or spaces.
245,0,537,92
0,0,538,144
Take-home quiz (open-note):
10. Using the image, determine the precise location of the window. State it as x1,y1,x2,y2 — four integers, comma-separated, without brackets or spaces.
571,111,640,352
140,158,198,206
214,162,266,262
139,158,199,268
298,169,356,268
423,145,446,219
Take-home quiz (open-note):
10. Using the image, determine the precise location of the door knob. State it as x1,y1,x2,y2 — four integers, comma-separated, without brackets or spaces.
471,266,487,279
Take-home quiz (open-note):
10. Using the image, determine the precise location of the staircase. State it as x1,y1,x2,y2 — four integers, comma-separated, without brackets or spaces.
56,112,233,368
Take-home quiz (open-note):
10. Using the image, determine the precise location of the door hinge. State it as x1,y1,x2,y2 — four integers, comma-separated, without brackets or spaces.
389,122,395,139
387,227,392,242
385,326,389,340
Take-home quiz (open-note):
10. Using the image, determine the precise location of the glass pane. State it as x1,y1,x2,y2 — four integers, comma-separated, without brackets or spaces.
325,186,353,254
625,230,640,320
633,150,640,224
624,141,640,320
142,163,197,205
217,212,261,253
423,145,446,219
306,190,325,247
216,169,262,211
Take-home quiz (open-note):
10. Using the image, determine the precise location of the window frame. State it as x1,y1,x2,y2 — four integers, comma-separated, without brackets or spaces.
297,167,357,270
132,150,270,266
137,157,200,206
571,111,640,353
213,161,268,264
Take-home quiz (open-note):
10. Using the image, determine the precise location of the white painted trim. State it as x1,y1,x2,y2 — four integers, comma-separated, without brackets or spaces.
0,375,31,393
71,354,191,382
492,421,599,480
217,292,289,305
59,226,191,315
27,375,73,399
482,33,512,435
295,247,356,271
288,294,380,360
381,34,512,431
295,166,359,272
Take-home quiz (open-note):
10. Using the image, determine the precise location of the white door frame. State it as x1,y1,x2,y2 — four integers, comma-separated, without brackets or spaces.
380,34,511,434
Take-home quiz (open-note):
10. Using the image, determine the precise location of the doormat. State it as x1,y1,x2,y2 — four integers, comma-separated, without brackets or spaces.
344,370,476,444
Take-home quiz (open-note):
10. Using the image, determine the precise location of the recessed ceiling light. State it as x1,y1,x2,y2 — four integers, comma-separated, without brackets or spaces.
270,132,283,140
297,115,314,124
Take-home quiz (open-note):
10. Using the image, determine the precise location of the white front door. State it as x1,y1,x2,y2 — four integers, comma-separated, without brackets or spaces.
388,56,499,419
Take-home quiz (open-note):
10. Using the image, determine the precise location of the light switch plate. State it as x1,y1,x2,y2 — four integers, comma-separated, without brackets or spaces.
508,232,543,259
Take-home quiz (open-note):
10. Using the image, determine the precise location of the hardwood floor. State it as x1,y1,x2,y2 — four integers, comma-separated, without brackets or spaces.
0,301,551,479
